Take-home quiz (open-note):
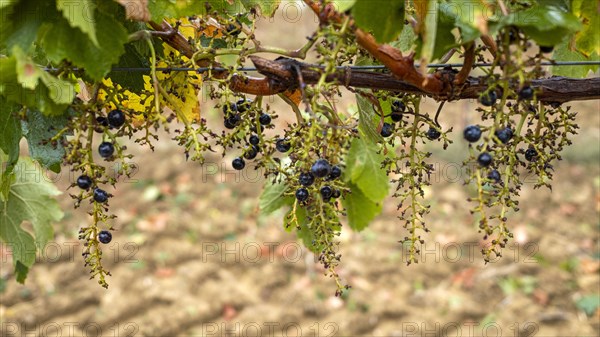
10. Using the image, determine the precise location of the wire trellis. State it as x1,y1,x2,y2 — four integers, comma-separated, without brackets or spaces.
43,61,600,73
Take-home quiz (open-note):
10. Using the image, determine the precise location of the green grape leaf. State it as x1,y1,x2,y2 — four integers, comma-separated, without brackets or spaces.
420,0,438,64
284,205,321,253
352,54,386,145
0,98,22,200
13,47,75,106
553,41,599,78
21,110,70,173
148,0,244,21
0,0,17,9
500,5,582,47
108,44,149,92
259,179,291,215
572,0,600,56
443,0,488,43
240,0,281,17
0,98,22,165
0,1,54,51
345,137,389,203
432,4,457,61
391,23,416,52
39,10,129,80
342,183,382,231
352,0,404,43
0,157,63,284
332,0,356,13
56,0,99,47
0,57,69,116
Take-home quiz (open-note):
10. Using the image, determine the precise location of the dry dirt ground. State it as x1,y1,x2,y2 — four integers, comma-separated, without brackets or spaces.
1,6,600,337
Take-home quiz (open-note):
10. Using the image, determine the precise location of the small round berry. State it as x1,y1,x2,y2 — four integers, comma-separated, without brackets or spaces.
426,127,441,140
107,109,126,128
98,230,112,244
226,23,241,36
236,98,252,112
311,159,331,178
98,142,115,158
525,148,538,162
295,188,309,202
480,91,497,107
96,116,109,127
495,127,513,144
487,169,501,183
518,86,534,100
275,138,291,153
232,157,245,170
299,172,315,187
93,188,109,203
259,113,272,126
249,134,260,146
320,186,333,199
223,117,236,129
508,29,518,43
539,45,554,53
223,102,238,114
244,147,258,160
390,112,403,122
332,189,341,199
392,100,405,113
463,125,482,143
327,166,342,180
477,152,493,167
77,175,93,190
380,123,393,138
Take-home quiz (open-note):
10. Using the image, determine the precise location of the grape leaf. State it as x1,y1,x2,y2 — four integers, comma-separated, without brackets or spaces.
148,0,244,21
0,0,17,8
39,9,129,80
284,205,321,253
500,5,582,47
345,137,389,203
0,0,54,51
0,98,22,200
259,179,291,215
553,41,599,78
0,98,21,165
0,156,63,283
331,0,356,13
572,0,600,56
0,57,69,116
432,3,457,61
108,44,150,92
443,0,488,43
352,0,404,43
342,183,382,231
391,23,416,52
240,0,281,16
56,0,99,47
13,47,75,106
355,92,384,144
420,0,438,65
21,109,70,173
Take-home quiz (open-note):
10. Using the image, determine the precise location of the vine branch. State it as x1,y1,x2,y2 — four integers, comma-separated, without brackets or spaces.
149,19,600,103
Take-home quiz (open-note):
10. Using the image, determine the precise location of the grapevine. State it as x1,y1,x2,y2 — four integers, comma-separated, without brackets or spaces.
0,0,598,296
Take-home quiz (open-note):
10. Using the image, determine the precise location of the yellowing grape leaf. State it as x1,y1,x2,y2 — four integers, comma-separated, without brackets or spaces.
283,88,302,106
